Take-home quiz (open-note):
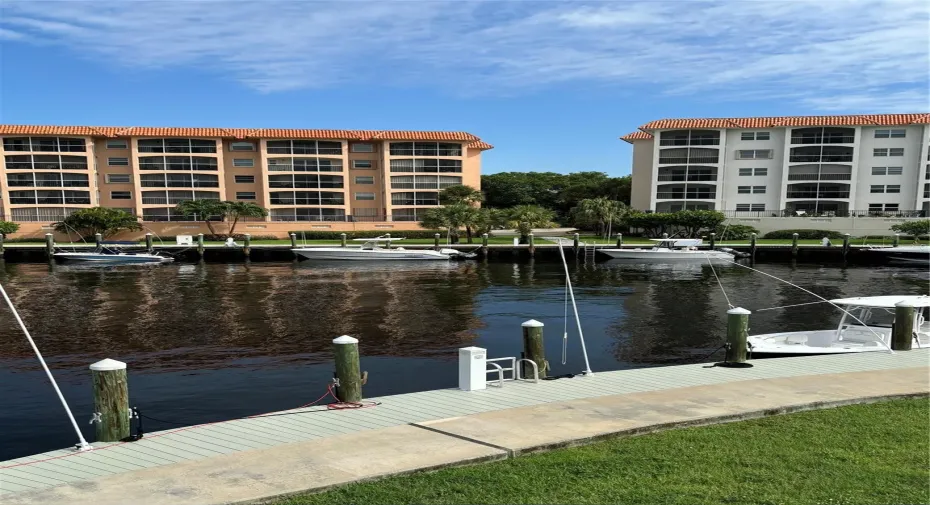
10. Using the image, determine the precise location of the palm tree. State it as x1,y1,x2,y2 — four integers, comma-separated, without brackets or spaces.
571,197,629,239
175,199,226,236
440,185,484,242
420,203,475,244
506,205,555,243
224,202,268,238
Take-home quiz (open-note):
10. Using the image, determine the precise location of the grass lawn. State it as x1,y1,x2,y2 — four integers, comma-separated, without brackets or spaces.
273,398,929,505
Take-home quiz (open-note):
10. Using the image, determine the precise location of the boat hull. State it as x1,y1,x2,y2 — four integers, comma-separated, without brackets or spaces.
598,249,735,262
53,253,173,264
292,247,452,261
866,246,930,265
747,329,891,357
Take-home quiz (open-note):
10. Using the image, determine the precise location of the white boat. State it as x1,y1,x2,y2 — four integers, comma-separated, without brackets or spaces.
598,239,737,262
864,245,930,265
53,245,174,264
748,295,930,357
292,237,476,261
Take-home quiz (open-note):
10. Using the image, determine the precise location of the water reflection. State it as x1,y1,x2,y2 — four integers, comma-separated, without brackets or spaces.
0,260,926,460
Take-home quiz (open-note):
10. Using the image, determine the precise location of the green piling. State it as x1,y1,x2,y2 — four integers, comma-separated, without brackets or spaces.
791,233,799,257
481,233,489,258
722,307,752,367
616,233,623,248
45,233,54,258
709,232,716,250
145,233,154,253
749,233,757,261
434,233,441,250
893,233,900,247
333,335,363,403
521,319,547,379
573,233,580,256
94,233,102,249
243,233,251,258
340,233,347,247
892,302,915,351
197,233,204,259
90,359,130,442
290,233,297,248
528,233,535,256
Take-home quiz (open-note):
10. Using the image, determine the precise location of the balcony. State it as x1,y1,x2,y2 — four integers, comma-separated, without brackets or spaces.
786,191,850,199
786,173,852,181
658,130,721,146
789,146,853,163
656,192,716,200
790,127,855,144
657,148,720,165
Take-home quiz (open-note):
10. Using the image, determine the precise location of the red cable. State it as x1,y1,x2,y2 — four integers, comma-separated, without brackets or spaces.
1,383,377,470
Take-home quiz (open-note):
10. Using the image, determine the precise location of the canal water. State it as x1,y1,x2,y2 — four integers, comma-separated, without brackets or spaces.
0,260,927,460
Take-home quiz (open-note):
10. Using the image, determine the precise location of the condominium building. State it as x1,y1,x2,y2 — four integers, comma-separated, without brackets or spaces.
0,126,490,226
621,113,930,217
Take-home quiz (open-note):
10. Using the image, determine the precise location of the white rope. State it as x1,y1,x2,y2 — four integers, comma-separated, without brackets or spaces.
556,240,593,374
0,281,93,450
704,254,734,309
717,258,894,353
755,300,832,312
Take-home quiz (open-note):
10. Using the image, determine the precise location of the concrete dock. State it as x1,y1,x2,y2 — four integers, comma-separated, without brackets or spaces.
1,349,927,505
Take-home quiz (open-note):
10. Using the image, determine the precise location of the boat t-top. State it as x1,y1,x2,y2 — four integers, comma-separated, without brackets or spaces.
748,295,930,357
52,243,174,264
598,238,738,263
292,236,476,261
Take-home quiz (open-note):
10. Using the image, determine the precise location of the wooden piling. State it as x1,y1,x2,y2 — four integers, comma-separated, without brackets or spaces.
662,232,669,239
145,233,154,253
891,302,915,351
290,233,297,248
45,233,54,258
333,335,363,403
481,233,489,258
243,233,251,258
340,233,347,247
842,233,850,259
89,358,130,442
723,307,752,367
528,233,535,256
893,233,900,247
709,232,716,250
94,233,102,249
791,233,799,257
573,233,580,256
749,233,757,261
434,233,441,250
521,319,547,379
197,233,204,259
0,233,5,256
616,233,623,248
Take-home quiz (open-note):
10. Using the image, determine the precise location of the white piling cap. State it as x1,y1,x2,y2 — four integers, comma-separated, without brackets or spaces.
727,307,752,315
895,301,915,308
522,319,544,328
333,335,359,345
90,358,126,371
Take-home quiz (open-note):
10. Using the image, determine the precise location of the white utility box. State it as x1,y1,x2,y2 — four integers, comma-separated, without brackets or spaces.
458,346,487,391
176,235,193,246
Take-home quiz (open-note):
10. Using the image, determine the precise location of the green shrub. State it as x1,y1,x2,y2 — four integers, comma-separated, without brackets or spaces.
714,224,759,240
0,221,20,236
763,229,846,240
890,220,930,239
286,230,446,240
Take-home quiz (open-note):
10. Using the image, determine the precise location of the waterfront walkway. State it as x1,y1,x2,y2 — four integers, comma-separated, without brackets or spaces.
1,349,927,505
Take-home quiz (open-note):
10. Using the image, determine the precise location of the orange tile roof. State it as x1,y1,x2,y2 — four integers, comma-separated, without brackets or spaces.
468,140,494,150
0,125,489,146
619,131,653,143
639,113,930,130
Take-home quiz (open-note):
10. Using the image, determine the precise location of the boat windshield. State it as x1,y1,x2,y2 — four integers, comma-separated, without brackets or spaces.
846,305,896,328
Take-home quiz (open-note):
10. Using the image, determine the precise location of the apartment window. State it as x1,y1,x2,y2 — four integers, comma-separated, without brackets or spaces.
886,185,901,194
870,185,885,193
352,160,373,169
875,129,906,138
351,143,374,153
737,186,751,194
354,176,374,185
738,168,753,176
873,148,887,156
234,175,255,183
236,192,256,200
389,159,462,173
736,150,772,160
106,174,131,183
754,167,767,176
735,204,766,212
265,140,342,155
232,158,255,167
110,191,132,200
887,166,903,175
889,148,904,156
869,203,900,212
108,157,129,166
229,142,256,152
752,186,766,194
874,166,904,175
138,138,217,154
389,142,462,156
355,192,376,201
106,140,128,149
740,131,771,141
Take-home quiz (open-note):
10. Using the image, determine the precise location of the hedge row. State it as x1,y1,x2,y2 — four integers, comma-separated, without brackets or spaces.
763,230,847,240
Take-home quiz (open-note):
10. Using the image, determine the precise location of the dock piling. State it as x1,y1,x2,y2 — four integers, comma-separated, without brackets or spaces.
528,233,535,256
89,358,130,442
893,233,900,247
842,233,850,259
521,319,547,379
243,234,251,258
709,232,716,250
340,233,347,247
197,233,204,259
749,233,757,261
481,233,489,257
892,302,915,351
573,233,580,256
290,233,297,248
0,233,5,256
616,233,623,248
94,233,102,249
662,232,669,239
333,336,363,403
721,307,752,367
791,233,799,257
145,233,153,253
434,233,441,250
45,233,54,258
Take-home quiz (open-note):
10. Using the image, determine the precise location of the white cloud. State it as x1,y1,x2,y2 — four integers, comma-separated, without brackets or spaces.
1,0,928,110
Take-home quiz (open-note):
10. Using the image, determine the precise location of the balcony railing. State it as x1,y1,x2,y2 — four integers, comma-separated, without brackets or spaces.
790,136,855,144
789,155,854,163
658,139,721,146
787,173,852,181
656,174,717,182
657,156,720,165
656,192,716,200
706,209,928,218
785,191,850,199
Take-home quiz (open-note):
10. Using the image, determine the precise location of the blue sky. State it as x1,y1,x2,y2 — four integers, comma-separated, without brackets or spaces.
1,0,928,176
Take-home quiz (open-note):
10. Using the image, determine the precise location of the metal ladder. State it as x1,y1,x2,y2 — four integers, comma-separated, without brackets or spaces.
583,240,597,263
